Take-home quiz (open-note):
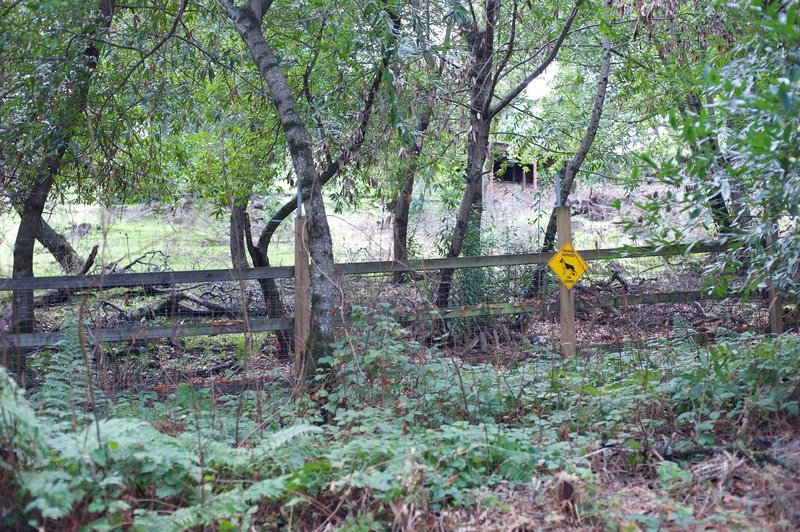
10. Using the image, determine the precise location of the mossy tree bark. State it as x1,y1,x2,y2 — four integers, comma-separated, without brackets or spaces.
230,204,251,270
9,0,115,383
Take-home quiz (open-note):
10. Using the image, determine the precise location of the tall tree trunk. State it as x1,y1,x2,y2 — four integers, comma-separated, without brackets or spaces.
728,187,753,229
241,212,294,358
434,122,489,307
9,0,114,383
230,204,250,269
220,0,392,377
221,0,337,375
10,206,86,273
434,11,495,308
392,107,432,282
13,173,57,336
682,93,733,234
540,33,613,253
393,0,450,284
432,0,581,308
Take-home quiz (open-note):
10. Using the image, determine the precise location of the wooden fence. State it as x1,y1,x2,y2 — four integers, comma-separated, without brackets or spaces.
1,242,729,349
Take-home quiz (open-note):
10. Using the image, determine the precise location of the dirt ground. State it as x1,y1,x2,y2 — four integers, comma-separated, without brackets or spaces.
439,426,800,530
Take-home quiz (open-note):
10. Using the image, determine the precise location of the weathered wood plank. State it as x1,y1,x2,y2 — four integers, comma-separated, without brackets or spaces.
2,289,738,349
581,290,723,307
0,266,295,292
0,259,442,291
397,290,729,322
336,243,724,275
294,216,310,367
1,318,292,349
0,243,725,292
557,206,577,357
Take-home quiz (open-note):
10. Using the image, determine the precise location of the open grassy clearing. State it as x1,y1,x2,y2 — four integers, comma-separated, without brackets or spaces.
0,182,650,280
2,319,799,530
0,182,676,323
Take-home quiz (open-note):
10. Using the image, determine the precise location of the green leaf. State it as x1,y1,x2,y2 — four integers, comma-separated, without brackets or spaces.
668,108,679,129
779,87,793,110
91,448,107,467
783,401,799,415
720,180,730,201
156,486,179,498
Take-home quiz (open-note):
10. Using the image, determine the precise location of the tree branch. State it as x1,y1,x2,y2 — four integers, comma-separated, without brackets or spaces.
0,0,23,19
541,30,613,253
246,0,274,22
302,23,334,168
109,0,188,100
256,12,398,253
488,0,583,119
563,33,613,188
488,0,518,105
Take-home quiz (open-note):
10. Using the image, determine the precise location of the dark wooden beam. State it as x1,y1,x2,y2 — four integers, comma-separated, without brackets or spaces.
0,243,725,292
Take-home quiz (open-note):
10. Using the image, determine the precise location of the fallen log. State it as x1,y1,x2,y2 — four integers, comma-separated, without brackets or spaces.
121,291,240,322
0,246,98,332
33,245,99,306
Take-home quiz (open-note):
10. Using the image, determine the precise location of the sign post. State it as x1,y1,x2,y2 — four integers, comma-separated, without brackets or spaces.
294,199,310,374
766,230,783,335
547,206,588,357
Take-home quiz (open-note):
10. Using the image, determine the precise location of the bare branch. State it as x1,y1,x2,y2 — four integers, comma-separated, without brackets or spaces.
257,54,388,253
110,0,189,100
564,33,613,188
488,0,583,119
488,0,518,108
0,0,23,19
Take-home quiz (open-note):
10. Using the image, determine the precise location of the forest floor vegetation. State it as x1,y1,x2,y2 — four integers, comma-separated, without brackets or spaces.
2,317,798,530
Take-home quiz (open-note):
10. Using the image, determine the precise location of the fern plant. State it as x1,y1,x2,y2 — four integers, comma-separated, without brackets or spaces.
30,321,105,425
0,367,47,469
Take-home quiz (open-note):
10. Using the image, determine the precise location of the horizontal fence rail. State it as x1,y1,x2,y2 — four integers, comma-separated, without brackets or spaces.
0,266,296,292
399,290,732,322
1,290,732,349
0,242,729,349
0,243,725,292
3,319,293,349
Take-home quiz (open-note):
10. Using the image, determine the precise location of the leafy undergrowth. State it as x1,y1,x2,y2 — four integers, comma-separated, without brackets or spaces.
2,314,799,530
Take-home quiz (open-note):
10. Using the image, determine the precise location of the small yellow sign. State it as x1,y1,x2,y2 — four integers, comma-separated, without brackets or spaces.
548,242,588,290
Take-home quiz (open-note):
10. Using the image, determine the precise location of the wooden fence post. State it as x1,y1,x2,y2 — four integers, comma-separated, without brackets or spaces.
557,206,577,357
766,231,783,335
294,216,310,369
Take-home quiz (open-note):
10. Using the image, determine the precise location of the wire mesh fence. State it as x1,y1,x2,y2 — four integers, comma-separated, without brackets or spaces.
0,181,773,353
1,238,768,354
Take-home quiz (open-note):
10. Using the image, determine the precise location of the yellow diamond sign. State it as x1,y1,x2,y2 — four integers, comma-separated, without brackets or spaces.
548,242,588,290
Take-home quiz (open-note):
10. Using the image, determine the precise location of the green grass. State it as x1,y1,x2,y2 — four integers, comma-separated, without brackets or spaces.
0,203,295,277
0,185,674,281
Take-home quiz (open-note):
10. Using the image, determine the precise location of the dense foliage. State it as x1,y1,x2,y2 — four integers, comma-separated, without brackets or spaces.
635,1,800,300
2,1,800,527
2,317,799,528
